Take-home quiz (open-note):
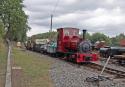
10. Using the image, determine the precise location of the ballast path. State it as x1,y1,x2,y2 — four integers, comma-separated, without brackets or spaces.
5,41,12,87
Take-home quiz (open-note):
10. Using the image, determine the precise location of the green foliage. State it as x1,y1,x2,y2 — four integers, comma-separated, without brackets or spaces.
88,33,125,46
110,33,125,46
0,21,4,38
31,32,58,41
116,33,125,40
90,32,111,45
80,33,91,40
0,0,30,42
86,33,91,40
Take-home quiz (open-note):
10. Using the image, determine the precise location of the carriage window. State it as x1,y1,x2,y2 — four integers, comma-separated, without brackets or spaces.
69,31,73,35
64,30,69,36
73,31,79,36
64,29,79,36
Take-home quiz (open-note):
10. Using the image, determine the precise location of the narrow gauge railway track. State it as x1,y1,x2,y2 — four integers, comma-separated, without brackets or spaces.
85,62,125,78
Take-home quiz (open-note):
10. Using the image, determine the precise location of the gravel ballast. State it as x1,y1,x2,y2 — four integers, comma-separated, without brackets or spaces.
50,59,125,87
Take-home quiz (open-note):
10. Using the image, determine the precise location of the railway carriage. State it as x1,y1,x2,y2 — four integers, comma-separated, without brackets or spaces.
99,47,125,65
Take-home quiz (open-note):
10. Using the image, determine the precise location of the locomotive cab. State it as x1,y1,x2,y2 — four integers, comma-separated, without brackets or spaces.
57,28,80,53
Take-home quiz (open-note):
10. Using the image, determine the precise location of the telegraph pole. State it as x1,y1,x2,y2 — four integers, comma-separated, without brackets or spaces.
50,14,53,32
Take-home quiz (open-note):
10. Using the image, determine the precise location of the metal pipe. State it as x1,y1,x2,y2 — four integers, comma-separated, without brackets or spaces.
82,30,87,40
100,56,111,76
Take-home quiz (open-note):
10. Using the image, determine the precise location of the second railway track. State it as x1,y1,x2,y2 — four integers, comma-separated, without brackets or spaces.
84,62,125,78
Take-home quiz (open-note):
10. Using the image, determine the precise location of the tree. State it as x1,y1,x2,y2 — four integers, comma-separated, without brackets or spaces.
90,32,111,45
111,33,125,46
80,32,91,40
0,21,4,38
31,32,58,41
0,0,30,42
0,0,30,61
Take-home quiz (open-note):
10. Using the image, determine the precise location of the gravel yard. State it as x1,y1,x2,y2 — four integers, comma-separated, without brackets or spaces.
50,58,125,87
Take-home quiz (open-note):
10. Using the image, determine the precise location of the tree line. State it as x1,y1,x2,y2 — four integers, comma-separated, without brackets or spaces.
85,32,125,46
32,31,125,46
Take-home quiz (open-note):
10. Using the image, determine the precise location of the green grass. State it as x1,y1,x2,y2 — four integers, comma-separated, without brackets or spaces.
0,42,7,87
13,48,54,87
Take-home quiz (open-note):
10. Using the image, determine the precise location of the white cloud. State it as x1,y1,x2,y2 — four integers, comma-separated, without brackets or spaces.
63,0,78,5
23,0,125,37
27,25,49,36
106,0,114,4
83,7,125,27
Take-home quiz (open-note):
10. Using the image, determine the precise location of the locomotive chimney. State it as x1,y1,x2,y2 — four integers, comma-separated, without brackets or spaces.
82,30,87,40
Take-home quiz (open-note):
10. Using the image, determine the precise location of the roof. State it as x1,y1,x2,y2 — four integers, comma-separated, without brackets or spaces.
57,27,79,30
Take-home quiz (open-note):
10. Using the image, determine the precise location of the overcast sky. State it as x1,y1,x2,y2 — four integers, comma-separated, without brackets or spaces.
23,0,125,37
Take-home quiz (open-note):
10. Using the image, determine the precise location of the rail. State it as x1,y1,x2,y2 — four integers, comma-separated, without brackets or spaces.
87,62,125,78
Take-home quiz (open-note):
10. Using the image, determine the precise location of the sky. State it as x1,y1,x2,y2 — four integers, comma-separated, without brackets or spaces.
23,0,125,37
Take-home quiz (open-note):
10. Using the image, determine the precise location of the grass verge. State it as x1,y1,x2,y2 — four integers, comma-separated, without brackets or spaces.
13,48,54,87
0,42,7,87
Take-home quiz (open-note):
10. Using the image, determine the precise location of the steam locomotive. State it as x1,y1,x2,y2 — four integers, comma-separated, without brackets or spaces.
26,27,99,63
43,27,98,63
